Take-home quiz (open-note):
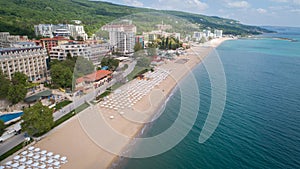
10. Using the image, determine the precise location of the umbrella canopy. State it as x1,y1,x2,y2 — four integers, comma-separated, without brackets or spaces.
28,146,35,151
21,151,28,155
5,161,13,165
18,165,26,169
40,150,47,155
26,160,33,165
19,157,26,163
11,163,19,168
33,155,40,160
54,161,60,166
40,164,46,169
31,162,39,167
40,156,47,161
60,156,67,161
27,152,34,157
47,152,53,157
13,155,20,160
47,159,54,164
34,148,40,152
54,154,60,159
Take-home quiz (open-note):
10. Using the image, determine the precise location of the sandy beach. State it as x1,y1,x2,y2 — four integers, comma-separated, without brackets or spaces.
2,38,231,169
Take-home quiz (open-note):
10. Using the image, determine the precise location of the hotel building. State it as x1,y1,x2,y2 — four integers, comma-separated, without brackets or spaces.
49,42,110,65
102,21,136,54
0,46,48,81
34,24,88,40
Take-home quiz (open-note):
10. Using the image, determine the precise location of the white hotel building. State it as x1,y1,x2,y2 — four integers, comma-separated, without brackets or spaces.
49,42,110,65
34,24,88,40
102,22,136,54
0,46,48,81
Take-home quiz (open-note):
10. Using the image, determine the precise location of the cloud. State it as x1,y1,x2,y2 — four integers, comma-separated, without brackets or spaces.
227,1,250,8
292,0,300,4
153,0,208,12
269,0,288,2
123,0,144,7
257,8,267,13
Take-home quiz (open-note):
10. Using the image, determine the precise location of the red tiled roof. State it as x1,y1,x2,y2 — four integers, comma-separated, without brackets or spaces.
76,70,112,83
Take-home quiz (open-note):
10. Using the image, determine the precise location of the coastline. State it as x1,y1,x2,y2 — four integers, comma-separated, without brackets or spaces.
108,37,232,168
4,37,232,169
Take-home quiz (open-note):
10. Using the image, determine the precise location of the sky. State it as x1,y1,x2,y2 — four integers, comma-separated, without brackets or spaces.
99,0,300,27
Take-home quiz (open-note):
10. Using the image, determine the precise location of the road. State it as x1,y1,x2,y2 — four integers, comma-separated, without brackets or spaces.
0,134,24,156
0,60,137,156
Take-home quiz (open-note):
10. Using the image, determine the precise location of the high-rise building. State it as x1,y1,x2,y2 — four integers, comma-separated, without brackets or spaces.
214,29,223,38
102,21,136,54
0,46,48,81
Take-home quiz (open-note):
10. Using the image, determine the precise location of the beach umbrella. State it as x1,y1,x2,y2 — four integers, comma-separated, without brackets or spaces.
47,167,54,169
34,148,40,152
47,152,53,157
0,166,4,169
109,116,114,119
31,162,39,167
28,146,34,151
26,160,33,165
54,154,60,159
60,156,67,161
21,151,28,155
14,155,21,160
40,164,46,169
47,159,54,164
18,165,26,169
11,163,19,168
27,152,34,157
5,161,13,166
33,155,40,160
53,161,60,166
40,156,47,161
19,157,26,163
40,150,47,155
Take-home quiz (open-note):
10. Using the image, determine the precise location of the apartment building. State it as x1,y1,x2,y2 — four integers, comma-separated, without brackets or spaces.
102,22,136,54
49,42,110,65
0,46,48,81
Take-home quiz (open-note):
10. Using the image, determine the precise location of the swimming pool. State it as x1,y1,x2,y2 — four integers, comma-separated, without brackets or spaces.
0,112,23,123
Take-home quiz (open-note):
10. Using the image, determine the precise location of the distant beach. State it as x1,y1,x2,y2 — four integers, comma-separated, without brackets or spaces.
7,38,231,169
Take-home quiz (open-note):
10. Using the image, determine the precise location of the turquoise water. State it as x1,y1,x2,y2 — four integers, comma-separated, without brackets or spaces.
118,27,300,169
0,112,23,123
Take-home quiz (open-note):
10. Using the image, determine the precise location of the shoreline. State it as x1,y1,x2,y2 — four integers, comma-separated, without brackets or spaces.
107,37,232,169
2,37,232,169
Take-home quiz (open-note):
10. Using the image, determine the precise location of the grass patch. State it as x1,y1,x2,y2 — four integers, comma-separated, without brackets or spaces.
55,100,72,110
111,83,124,91
0,139,33,161
52,111,76,128
126,66,150,81
74,103,90,114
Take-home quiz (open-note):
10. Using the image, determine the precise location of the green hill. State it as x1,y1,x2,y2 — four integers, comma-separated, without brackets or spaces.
0,0,273,38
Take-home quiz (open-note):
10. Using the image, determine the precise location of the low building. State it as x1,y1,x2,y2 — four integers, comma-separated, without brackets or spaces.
34,24,88,40
40,37,71,54
135,36,145,48
76,70,112,91
0,32,28,48
49,42,110,65
0,46,48,81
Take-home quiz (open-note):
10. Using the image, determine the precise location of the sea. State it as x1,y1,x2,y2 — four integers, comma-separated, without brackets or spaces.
116,27,300,169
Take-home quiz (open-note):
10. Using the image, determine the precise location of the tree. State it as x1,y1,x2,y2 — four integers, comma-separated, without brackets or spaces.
74,56,95,78
0,72,10,99
7,84,27,104
50,64,73,88
101,57,119,71
137,56,151,68
21,102,54,136
134,42,143,52
11,72,27,85
0,120,5,136
147,48,157,57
